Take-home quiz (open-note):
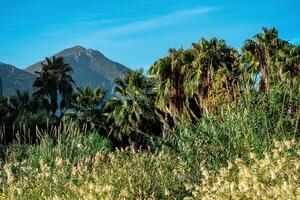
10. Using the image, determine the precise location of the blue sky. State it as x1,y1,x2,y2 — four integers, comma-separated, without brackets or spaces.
0,0,299,69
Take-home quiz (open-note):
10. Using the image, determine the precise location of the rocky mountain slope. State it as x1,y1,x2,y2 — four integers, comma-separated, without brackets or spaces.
25,45,129,93
0,62,36,96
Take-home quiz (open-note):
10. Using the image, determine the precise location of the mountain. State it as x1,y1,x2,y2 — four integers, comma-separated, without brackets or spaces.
0,78,2,96
25,45,129,92
0,62,36,96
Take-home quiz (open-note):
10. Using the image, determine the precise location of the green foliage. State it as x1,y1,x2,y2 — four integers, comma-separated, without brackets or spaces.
2,27,299,150
150,37,240,123
65,85,108,132
106,70,161,147
1,123,112,167
0,28,299,200
0,96,8,124
33,56,75,116
87,133,111,153
163,86,300,172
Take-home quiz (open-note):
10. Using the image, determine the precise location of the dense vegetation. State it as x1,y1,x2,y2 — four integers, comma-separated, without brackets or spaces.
0,27,300,199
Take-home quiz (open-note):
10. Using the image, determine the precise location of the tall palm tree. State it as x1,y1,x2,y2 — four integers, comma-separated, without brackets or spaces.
184,37,239,115
274,44,300,89
149,48,194,122
0,96,8,125
68,85,107,131
33,56,75,116
8,90,32,115
242,27,287,92
106,70,160,147
5,90,52,137
0,78,3,97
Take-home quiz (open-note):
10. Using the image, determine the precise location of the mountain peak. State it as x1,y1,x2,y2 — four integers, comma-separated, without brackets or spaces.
59,45,88,55
72,45,86,49
24,46,129,93
0,62,36,96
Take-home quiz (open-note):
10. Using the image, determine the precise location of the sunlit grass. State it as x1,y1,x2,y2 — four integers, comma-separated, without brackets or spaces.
0,138,299,199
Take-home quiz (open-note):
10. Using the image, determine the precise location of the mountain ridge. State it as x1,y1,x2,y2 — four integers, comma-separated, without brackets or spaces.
0,62,36,96
25,45,129,93
0,46,129,96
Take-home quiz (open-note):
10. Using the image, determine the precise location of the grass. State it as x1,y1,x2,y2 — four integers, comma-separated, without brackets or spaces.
0,87,299,199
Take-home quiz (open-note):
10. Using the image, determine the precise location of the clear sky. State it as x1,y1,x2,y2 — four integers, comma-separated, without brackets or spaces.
0,0,299,69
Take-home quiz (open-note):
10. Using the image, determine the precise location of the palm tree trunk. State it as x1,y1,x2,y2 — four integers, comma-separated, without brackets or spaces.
260,48,271,92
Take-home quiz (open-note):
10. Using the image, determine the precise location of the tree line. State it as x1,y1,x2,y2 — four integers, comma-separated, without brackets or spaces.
0,27,299,148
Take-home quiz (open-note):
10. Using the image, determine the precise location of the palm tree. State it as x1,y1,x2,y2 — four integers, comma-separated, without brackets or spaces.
7,90,32,115
106,70,160,147
0,78,3,96
242,27,287,92
5,90,52,141
0,96,8,125
68,85,107,131
189,38,240,114
149,48,194,122
274,44,300,89
33,56,75,116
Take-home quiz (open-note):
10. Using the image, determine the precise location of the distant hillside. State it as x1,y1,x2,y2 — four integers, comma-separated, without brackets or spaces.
0,78,2,96
25,45,129,93
0,62,36,96
0,78,3,96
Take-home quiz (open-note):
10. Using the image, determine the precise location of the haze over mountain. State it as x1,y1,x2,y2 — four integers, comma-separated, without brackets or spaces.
25,45,129,93
0,62,36,96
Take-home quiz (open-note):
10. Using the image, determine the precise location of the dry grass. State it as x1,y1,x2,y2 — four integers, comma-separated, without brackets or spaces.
0,139,299,199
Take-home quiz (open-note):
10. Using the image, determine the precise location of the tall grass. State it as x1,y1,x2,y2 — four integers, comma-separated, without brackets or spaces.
0,122,111,167
0,87,299,199
163,86,300,171
0,137,299,199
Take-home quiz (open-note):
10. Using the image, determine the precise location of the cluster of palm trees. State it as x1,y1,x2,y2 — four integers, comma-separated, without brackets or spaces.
150,28,299,123
0,27,299,147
